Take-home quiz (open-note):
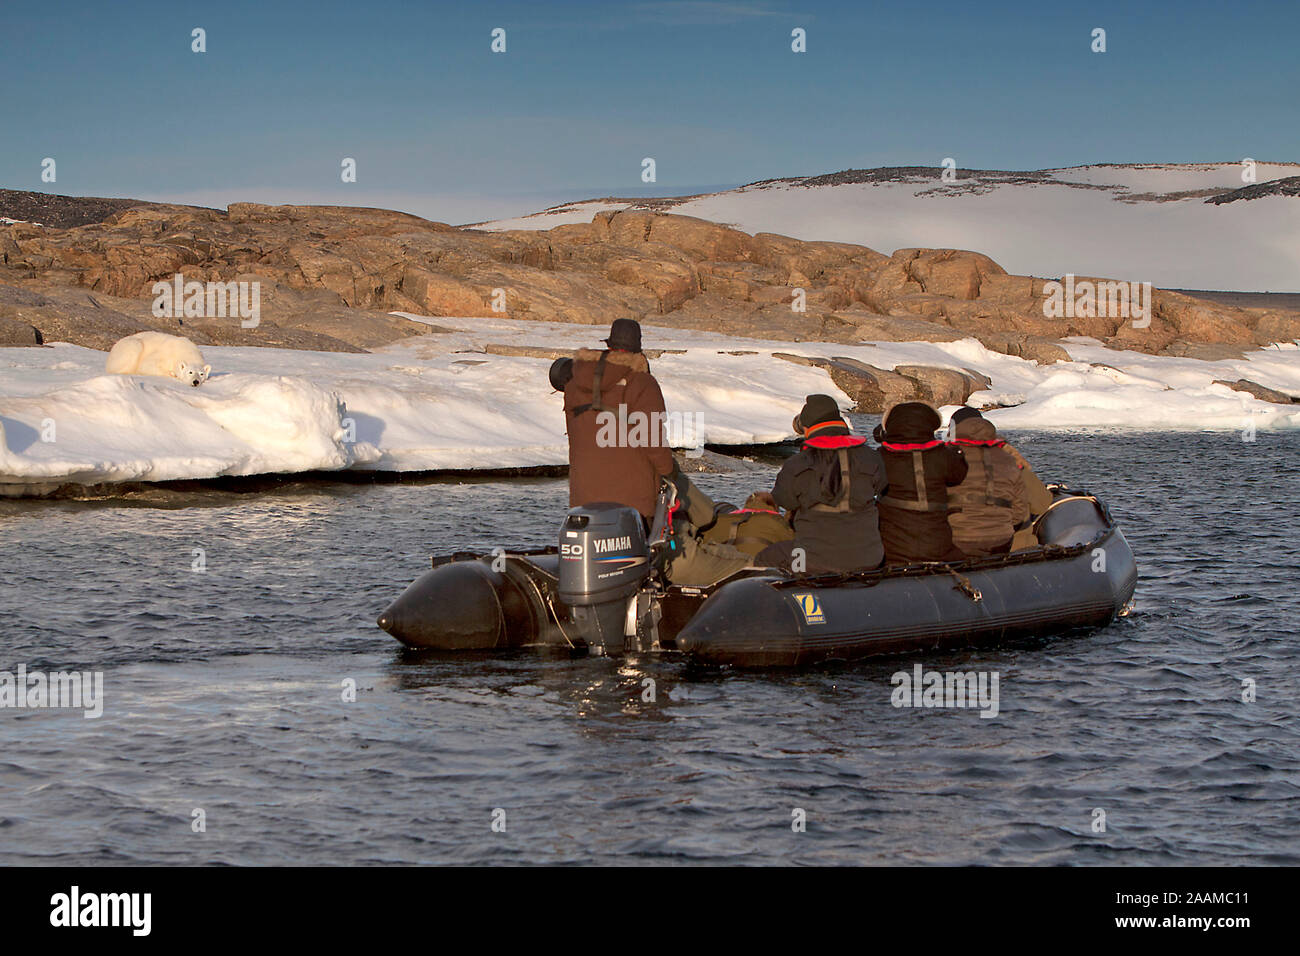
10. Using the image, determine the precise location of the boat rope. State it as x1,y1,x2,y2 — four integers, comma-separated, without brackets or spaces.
1030,493,1101,536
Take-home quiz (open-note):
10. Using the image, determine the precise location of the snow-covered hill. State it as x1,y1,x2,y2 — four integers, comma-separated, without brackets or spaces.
479,163,1300,293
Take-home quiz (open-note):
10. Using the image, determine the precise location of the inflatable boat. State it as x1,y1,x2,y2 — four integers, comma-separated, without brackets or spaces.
377,486,1136,668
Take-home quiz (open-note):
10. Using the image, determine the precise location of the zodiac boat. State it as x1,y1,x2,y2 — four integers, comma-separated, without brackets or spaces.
377,487,1137,668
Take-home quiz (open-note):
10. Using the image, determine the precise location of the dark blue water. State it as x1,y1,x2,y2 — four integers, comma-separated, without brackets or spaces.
1,430,1298,864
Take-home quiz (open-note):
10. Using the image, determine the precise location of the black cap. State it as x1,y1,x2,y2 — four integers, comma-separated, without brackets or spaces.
548,357,574,392
604,318,642,353
950,406,983,426
795,394,843,433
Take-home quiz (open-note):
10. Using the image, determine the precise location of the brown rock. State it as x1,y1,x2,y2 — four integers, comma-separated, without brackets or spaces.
751,232,885,283
645,214,753,262
0,234,21,264
963,329,1071,365
892,364,984,406
1105,321,1179,353
1152,291,1256,345
0,283,153,351
0,314,42,345
3,188,1291,363
834,310,967,343
1252,312,1300,346
772,353,920,413
399,266,492,316
604,255,699,312
826,358,920,412
870,248,1006,301
1212,379,1296,404
1160,341,1248,361
1018,339,1072,364
697,260,782,299
482,344,574,360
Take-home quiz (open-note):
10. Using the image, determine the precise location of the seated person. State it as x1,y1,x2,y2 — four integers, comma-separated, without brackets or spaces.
948,406,1050,550
667,491,794,587
699,492,794,557
873,401,968,565
945,411,1030,557
756,394,888,574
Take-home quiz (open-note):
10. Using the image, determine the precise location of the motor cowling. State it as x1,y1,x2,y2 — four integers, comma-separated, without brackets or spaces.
558,503,651,653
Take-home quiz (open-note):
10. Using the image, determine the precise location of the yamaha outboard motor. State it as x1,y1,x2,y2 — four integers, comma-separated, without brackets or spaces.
558,503,651,654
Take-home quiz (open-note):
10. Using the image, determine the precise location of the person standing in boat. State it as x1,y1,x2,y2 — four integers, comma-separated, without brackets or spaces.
550,318,693,525
873,401,968,565
948,406,1051,550
944,410,1030,557
756,394,888,574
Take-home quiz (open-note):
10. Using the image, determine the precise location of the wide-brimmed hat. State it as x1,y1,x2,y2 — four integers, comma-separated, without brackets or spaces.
876,401,941,443
604,318,642,352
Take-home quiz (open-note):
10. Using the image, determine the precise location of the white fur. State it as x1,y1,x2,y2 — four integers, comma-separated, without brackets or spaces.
105,332,211,387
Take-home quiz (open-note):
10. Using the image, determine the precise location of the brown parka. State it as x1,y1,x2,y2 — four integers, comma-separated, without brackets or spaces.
1001,442,1053,516
562,348,676,519
874,402,968,565
947,417,1031,556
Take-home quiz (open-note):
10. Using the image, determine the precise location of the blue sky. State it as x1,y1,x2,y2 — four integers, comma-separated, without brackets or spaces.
2,0,1296,222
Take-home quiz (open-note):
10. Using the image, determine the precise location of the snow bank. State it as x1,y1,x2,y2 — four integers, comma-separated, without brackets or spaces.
480,163,1300,292
985,340,1300,431
0,373,361,489
2,315,1299,492
0,319,832,492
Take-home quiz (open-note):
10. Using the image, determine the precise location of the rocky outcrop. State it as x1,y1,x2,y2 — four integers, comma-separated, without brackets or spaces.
1206,176,1300,204
0,188,161,229
2,191,1296,360
1213,379,1297,404
891,365,987,406
673,449,770,473
0,280,389,352
771,353,989,413
0,313,42,345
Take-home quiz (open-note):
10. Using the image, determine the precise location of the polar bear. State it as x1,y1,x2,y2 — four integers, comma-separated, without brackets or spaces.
106,331,211,386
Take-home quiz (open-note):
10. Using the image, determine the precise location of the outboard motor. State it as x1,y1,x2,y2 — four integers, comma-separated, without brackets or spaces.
558,503,651,654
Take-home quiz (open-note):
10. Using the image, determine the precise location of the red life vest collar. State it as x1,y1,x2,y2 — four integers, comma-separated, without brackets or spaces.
949,438,1006,448
730,508,782,516
805,434,866,449
881,439,943,452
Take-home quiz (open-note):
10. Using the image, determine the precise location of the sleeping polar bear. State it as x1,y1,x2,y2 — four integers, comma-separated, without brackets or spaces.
106,331,211,386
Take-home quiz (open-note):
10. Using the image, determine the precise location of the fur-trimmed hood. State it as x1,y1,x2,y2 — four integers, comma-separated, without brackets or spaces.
573,347,649,374
952,416,998,442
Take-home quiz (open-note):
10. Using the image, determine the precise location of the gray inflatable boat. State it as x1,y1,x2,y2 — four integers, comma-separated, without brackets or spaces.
377,487,1137,668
